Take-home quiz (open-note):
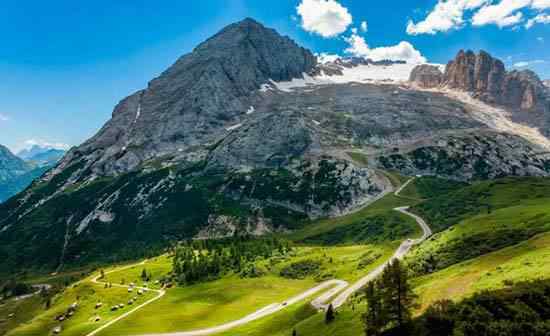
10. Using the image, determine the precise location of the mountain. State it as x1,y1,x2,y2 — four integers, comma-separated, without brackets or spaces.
0,145,47,203
17,145,66,166
0,145,32,200
411,50,550,139
544,80,550,87
1,18,550,273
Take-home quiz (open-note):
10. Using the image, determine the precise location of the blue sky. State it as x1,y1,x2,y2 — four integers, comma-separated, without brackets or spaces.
0,0,548,152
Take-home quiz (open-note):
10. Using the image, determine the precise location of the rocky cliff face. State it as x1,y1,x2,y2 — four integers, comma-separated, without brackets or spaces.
58,18,316,178
443,50,549,113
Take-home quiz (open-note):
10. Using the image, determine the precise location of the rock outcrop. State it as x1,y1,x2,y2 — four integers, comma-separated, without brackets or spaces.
443,50,548,112
409,64,444,88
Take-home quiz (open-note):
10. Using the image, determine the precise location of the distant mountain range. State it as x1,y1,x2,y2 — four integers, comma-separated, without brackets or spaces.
1,18,550,273
17,145,66,166
0,145,65,202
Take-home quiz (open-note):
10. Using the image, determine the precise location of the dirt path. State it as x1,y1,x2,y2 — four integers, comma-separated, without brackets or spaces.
84,261,166,336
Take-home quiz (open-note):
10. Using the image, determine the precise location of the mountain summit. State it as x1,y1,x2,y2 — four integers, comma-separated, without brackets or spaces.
1,19,550,274
59,18,316,178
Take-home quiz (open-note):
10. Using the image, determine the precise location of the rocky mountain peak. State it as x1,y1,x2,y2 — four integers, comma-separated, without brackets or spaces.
441,49,548,112
61,18,317,178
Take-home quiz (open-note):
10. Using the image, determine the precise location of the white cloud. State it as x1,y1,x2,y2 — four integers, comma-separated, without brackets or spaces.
344,33,427,64
537,36,545,42
532,0,550,9
407,0,488,35
0,114,9,122
296,0,353,38
472,0,530,27
513,59,546,67
21,139,71,151
526,13,550,27
407,0,550,34
360,21,368,32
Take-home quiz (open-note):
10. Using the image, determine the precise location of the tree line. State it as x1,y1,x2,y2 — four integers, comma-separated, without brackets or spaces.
172,235,291,285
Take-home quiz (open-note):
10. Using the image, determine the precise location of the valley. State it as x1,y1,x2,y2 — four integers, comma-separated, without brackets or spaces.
2,16,550,336
5,174,550,336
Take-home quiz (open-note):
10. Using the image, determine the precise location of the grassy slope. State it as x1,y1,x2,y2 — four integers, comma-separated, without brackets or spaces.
407,178,550,275
0,295,44,336
288,193,421,243
414,232,550,311
230,177,550,336
6,244,395,336
17,175,550,336
7,281,157,336
98,244,396,336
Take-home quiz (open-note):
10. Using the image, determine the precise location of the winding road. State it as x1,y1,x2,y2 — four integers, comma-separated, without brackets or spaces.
85,177,431,336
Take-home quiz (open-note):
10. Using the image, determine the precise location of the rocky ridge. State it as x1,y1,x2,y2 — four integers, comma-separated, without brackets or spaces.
443,50,549,113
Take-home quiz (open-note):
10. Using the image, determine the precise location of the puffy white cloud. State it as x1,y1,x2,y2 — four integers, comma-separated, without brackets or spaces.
407,0,550,34
472,0,530,27
526,13,550,27
406,0,488,35
360,21,368,32
296,0,353,38
344,33,427,64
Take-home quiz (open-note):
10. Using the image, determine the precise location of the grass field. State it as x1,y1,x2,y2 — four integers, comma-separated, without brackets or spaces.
7,280,157,336
288,193,421,243
96,244,396,336
10,175,550,336
5,243,396,336
413,232,550,311
407,195,550,275
0,295,44,336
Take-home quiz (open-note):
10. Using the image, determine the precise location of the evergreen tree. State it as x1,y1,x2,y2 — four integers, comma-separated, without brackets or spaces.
325,304,336,324
363,259,417,334
292,329,297,336
363,281,384,336
141,268,148,280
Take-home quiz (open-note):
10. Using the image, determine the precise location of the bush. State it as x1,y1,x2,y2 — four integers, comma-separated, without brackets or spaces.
280,260,321,279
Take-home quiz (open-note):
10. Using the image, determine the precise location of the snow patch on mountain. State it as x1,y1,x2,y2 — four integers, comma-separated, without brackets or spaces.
266,62,444,92
439,88,550,150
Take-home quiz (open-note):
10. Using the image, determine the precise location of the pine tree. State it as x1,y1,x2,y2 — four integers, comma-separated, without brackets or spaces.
379,259,417,330
325,304,336,324
363,281,384,336
141,268,148,280
292,329,297,336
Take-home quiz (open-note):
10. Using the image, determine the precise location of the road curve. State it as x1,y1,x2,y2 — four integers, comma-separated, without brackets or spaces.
86,177,431,336
315,204,432,310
